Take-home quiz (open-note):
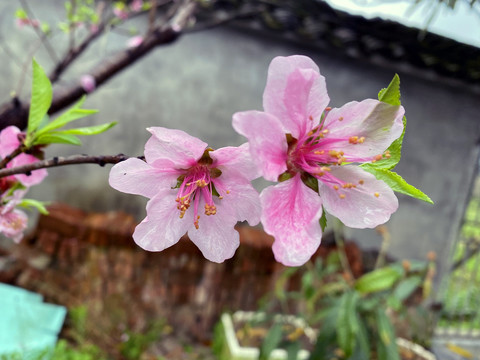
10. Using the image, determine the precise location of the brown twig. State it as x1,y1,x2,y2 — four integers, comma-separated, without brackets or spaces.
0,154,132,178
18,0,59,63
0,146,23,169
0,0,197,131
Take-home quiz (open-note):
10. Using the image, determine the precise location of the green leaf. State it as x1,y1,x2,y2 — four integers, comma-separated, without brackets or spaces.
360,166,433,204
259,323,283,360
56,122,116,136
336,291,359,358
378,74,401,106
353,315,371,360
367,74,406,170
285,341,301,360
375,309,400,360
361,113,406,171
15,8,28,19
355,266,403,295
18,199,49,215
319,209,327,233
308,327,336,360
275,267,298,301
393,276,422,302
35,96,97,135
28,59,53,134
34,133,82,146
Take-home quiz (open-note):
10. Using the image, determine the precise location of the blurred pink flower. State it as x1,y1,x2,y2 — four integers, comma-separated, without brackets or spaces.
15,18,40,29
113,7,129,20
0,126,47,187
80,74,96,93
127,35,143,48
0,190,28,243
109,127,261,263
233,55,404,266
90,23,99,34
130,0,143,12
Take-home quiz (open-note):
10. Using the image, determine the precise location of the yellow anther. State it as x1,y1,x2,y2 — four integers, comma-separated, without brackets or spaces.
226,190,230,194
314,150,325,155
372,154,383,163
358,137,365,144
316,172,324,177
322,129,329,134
359,180,364,185
339,194,346,199
338,116,344,121
329,150,339,158
320,166,331,172
374,192,380,198
219,196,223,199
349,136,359,144
333,185,339,190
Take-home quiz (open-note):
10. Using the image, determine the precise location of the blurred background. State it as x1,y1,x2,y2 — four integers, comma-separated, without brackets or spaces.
0,0,479,359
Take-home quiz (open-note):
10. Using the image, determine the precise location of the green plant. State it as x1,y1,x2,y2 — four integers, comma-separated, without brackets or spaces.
240,226,436,360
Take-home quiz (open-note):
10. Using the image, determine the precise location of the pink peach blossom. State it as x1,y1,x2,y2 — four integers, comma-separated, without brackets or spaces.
109,127,261,263
127,35,143,48
113,7,129,20
80,74,96,93
0,126,47,187
0,190,28,243
233,55,404,266
130,0,143,12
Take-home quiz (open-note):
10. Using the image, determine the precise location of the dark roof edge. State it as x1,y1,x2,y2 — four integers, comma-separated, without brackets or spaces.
226,1,480,93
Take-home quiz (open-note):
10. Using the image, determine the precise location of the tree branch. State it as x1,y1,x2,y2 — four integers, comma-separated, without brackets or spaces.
0,146,23,169
0,0,197,131
0,154,134,178
18,0,59,63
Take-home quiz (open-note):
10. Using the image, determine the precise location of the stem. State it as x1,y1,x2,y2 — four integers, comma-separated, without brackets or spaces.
0,146,23,169
374,226,391,270
0,154,134,178
0,0,197,130
333,219,355,283
18,0,58,63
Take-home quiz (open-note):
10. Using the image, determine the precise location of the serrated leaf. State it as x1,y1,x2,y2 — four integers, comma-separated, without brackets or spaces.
259,323,283,360
19,199,49,215
360,165,433,204
378,74,401,106
57,122,116,136
319,208,327,232
35,96,97,135
28,59,53,134
355,266,403,295
34,133,82,146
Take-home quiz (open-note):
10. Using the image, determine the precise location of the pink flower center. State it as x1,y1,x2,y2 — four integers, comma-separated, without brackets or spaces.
175,164,225,229
285,117,389,199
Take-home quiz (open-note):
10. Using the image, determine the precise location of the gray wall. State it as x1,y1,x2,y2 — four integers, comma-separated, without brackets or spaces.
1,2,479,279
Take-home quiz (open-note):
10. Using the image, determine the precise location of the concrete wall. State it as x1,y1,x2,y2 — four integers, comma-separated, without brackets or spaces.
1,2,479,279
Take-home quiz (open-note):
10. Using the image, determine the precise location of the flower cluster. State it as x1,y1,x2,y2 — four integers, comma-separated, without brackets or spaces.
0,126,47,242
109,55,406,265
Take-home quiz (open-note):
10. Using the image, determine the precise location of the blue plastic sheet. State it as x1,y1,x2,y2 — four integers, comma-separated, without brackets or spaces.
0,283,66,359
